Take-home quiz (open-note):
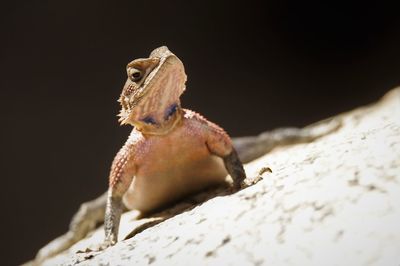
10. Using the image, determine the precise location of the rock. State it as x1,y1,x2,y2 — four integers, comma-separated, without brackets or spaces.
37,88,400,266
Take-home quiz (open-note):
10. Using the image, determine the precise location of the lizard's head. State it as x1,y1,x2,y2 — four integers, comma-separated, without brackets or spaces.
118,46,187,127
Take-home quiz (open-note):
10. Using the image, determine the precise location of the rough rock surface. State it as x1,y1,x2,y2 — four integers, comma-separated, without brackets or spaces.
40,88,400,266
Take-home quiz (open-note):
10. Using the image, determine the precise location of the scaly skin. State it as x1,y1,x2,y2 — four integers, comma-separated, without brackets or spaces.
112,110,236,212
32,46,342,264
103,46,246,246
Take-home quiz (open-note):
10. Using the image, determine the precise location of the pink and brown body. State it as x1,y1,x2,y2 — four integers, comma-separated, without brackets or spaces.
104,46,246,246
111,109,234,212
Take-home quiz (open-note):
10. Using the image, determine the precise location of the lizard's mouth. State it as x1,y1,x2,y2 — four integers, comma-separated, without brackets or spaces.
117,83,149,125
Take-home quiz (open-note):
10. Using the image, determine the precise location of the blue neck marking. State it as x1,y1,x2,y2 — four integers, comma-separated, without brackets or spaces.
141,103,178,125
164,103,178,120
141,116,157,125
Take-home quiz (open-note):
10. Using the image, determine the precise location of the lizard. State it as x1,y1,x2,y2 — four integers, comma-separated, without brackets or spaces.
33,46,341,264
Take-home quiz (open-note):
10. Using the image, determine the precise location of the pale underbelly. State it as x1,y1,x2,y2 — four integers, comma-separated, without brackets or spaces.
122,155,228,212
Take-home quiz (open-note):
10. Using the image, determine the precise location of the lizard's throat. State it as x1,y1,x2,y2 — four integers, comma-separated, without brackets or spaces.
131,103,182,136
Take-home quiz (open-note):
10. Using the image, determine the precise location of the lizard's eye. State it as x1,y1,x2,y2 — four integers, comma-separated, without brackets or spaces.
130,69,143,82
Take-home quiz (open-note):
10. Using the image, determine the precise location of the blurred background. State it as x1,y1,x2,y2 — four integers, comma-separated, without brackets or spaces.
1,0,399,264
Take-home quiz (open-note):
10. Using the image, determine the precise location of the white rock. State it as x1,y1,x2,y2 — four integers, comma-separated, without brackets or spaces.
39,88,400,266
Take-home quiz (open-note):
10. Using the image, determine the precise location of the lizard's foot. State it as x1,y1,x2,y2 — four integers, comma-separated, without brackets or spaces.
235,166,272,191
76,241,115,254
248,166,272,185
70,236,118,264
243,175,263,187
230,166,272,192
82,235,117,253
75,238,116,258
229,179,259,193
99,238,116,250
73,247,103,264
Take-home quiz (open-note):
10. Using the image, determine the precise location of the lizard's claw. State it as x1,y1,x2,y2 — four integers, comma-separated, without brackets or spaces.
77,241,114,256
98,237,117,251
245,175,264,187
242,166,272,188
232,166,272,191
78,237,116,254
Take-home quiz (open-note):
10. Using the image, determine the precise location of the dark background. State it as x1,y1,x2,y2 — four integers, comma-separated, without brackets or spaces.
1,0,399,265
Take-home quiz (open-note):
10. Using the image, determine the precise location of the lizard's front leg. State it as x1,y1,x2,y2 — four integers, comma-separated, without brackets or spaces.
103,190,124,247
223,149,246,190
205,124,247,190
102,144,136,248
